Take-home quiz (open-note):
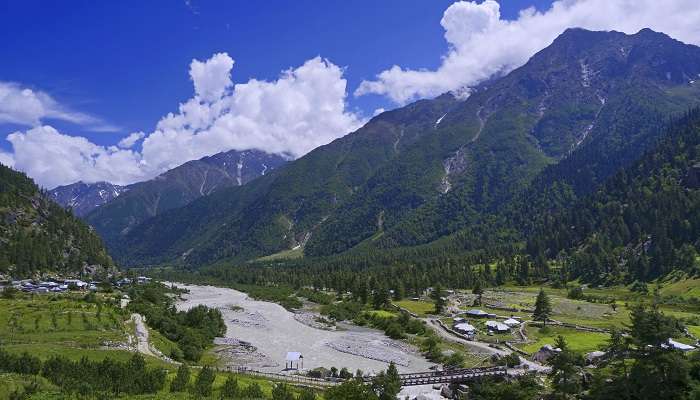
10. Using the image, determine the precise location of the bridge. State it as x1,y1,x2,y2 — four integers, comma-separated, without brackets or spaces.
232,366,510,388
366,366,509,387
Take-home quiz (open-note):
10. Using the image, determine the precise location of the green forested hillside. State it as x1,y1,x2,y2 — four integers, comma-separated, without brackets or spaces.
0,164,113,277
113,95,459,266
527,109,700,284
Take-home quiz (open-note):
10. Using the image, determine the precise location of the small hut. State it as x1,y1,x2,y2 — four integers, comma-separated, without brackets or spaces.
285,352,304,370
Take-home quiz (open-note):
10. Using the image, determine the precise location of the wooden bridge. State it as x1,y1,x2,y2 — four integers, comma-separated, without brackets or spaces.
231,366,509,388
367,366,508,387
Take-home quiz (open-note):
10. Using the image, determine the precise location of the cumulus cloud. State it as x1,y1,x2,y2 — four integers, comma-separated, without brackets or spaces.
5,53,364,188
356,0,700,104
0,81,119,131
118,131,145,148
7,126,146,188
189,52,234,102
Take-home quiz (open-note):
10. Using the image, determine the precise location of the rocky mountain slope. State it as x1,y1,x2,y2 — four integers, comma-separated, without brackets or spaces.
0,163,113,277
50,181,126,216
102,28,700,268
82,149,286,243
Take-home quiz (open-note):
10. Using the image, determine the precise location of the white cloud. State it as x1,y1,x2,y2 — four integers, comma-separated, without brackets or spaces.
189,52,234,102
0,81,119,131
0,151,13,168
118,131,145,148
4,53,364,188
356,0,700,104
7,126,147,188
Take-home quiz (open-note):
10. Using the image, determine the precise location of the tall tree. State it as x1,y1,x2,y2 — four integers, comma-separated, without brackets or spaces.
472,280,484,306
549,335,583,398
533,289,552,327
372,284,390,310
372,363,401,400
431,285,446,314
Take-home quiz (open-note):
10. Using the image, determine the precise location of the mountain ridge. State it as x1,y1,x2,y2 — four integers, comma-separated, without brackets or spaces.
91,28,700,269
81,149,287,243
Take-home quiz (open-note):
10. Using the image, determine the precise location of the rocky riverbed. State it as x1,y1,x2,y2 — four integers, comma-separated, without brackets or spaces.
174,283,434,374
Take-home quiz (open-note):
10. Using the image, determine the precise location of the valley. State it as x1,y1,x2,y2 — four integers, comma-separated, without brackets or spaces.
1,7,700,399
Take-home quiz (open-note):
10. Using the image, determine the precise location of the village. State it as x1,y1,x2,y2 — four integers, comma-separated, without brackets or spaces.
0,275,151,294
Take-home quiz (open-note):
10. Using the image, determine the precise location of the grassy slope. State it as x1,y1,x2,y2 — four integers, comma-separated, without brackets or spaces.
0,293,316,400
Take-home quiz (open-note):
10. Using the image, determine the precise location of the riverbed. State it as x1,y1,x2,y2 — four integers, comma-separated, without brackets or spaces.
174,283,434,374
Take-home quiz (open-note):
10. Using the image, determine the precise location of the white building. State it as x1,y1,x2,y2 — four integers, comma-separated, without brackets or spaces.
485,320,510,333
453,322,476,335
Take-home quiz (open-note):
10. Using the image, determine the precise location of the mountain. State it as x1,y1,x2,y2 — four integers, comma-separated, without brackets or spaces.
334,27,700,253
0,163,113,277
107,28,700,268
50,181,127,216
527,108,700,284
84,149,287,243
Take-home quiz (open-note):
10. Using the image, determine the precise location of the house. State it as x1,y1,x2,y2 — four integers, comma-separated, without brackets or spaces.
485,320,510,333
453,317,466,324
453,322,476,335
503,318,521,327
120,295,131,309
665,339,696,352
465,309,488,318
585,351,606,365
533,344,561,363
116,278,132,287
285,352,304,370
64,279,88,289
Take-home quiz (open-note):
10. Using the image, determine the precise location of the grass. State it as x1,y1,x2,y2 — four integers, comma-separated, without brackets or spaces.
394,299,435,316
0,292,170,369
149,328,181,360
518,325,609,354
0,373,56,399
364,309,397,318
660,277,700,299
255,246,304,262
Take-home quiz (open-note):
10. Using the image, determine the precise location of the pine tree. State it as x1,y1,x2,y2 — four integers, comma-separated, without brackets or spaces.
549,335,583,398
193,365,215,397
472,280,484,306
372,363,401,400
372,284,389,310
170,363,190,392
533,289,552,327
431,285,446,314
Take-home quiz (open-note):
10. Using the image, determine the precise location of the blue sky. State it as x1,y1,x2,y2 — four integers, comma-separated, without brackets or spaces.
0,0,550,150
1,0,696,188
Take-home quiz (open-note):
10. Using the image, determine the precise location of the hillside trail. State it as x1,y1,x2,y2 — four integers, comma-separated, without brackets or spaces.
130,313,157,358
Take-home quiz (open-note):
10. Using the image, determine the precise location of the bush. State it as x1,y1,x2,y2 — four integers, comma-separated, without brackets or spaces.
220,376,239,399
242,383,264,398
443,352,465,369
567,286,584,300
2,286,18,299
496,353,521,367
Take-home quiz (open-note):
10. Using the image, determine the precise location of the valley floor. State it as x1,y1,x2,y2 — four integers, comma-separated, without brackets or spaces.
173,283,434,374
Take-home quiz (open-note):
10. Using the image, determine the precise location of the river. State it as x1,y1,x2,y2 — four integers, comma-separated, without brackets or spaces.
173,283,434,374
